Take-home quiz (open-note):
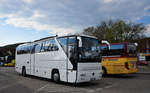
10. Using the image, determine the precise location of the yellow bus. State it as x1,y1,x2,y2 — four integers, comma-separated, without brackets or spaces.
101,42,138,75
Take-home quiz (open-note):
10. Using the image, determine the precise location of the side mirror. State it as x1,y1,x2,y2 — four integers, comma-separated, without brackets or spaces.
134,43,138,46
101,40,110,50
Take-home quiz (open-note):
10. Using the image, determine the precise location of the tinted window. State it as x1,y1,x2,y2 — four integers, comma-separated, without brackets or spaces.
68,37,76,44
79,37,101,62
101,45,108,56
40,39,59,52
31,45,35,53
35,43,41,53
110,44,124,49
109,44,124,56
17,47,21,54
49,39,59,51
40,42,45,52
44,41,50,51
57,37,67,53
17,45,31,54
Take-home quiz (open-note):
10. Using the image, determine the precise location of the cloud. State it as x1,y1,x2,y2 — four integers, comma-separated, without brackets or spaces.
104,0,113,3
4,13,78,36
0,0,150,36
0,41,7,47
0,14,5,18
144,6,150,11
23,0,33,4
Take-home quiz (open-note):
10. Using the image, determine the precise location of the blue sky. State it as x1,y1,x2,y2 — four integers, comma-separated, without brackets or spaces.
0,0,150,46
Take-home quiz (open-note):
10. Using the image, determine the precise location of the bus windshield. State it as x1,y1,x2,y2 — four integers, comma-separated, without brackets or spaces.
109,44,124,56
101,43,137,57
78,37,101,62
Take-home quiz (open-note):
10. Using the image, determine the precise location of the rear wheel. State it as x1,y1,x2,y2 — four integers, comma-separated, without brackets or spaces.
52,72,60,82
22,67,26,77
102,67,107,76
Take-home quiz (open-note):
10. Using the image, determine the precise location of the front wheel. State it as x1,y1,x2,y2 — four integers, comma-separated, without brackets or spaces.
52,72,60,82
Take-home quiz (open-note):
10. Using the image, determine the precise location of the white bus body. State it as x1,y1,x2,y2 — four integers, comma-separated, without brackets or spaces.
15,35,102,83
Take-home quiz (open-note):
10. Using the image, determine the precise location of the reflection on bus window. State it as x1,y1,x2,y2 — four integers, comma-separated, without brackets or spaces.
109,44,124,56
35,43,41,53
79,37,101,62
40,39,59,52
57,37,67,53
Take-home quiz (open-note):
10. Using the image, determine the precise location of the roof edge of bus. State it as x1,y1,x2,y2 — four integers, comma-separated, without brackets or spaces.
34,35,58,42
17,42,32,47
58,34,97,39
33,34,96,43
101,42,132,45
18,34,97,47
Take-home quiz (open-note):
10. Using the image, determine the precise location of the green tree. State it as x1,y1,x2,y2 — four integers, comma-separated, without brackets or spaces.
83,19,146,43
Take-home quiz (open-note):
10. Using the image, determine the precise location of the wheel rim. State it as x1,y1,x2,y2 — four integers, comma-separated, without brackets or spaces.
53,73,59,82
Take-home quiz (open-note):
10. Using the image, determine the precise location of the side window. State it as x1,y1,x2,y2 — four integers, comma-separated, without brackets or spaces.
39,39,59,52
34,40,59,53
17,46,25,54
31,45,35,54
17,47,21,54
68,37,76,44
57,37,67,53
24,47,27,54
49,39,59,51
44,40,50,51
17,45,31,54
40,42,45,52
20,47,24,54
26,46,30,54
35,43,41,53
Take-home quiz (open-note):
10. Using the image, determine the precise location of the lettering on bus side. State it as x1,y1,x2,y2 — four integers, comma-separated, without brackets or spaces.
103,58,118,61
34,39,59,53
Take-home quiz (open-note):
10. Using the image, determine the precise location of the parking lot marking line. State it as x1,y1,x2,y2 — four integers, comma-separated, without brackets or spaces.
104,85,113,89
95,83,118,91
78,88,95,93
45,86,95,93
95,88,103,91
33,83,49,93
104,83,118,89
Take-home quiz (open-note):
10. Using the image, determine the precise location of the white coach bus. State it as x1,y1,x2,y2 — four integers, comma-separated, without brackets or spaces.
15,34,102,83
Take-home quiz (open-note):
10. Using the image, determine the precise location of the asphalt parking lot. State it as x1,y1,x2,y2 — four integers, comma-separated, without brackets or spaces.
0,67,150,93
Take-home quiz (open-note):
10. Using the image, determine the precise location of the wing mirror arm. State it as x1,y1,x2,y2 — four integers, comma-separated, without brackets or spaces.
101,40,110,50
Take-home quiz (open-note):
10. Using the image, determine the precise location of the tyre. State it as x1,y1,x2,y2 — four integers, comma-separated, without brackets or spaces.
22,67,26,77
52,72,60,82
102,67,107,76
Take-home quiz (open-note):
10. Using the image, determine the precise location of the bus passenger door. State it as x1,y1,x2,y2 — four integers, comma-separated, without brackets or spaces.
30,45,36,75
67,37,78,83
25,53,31,75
